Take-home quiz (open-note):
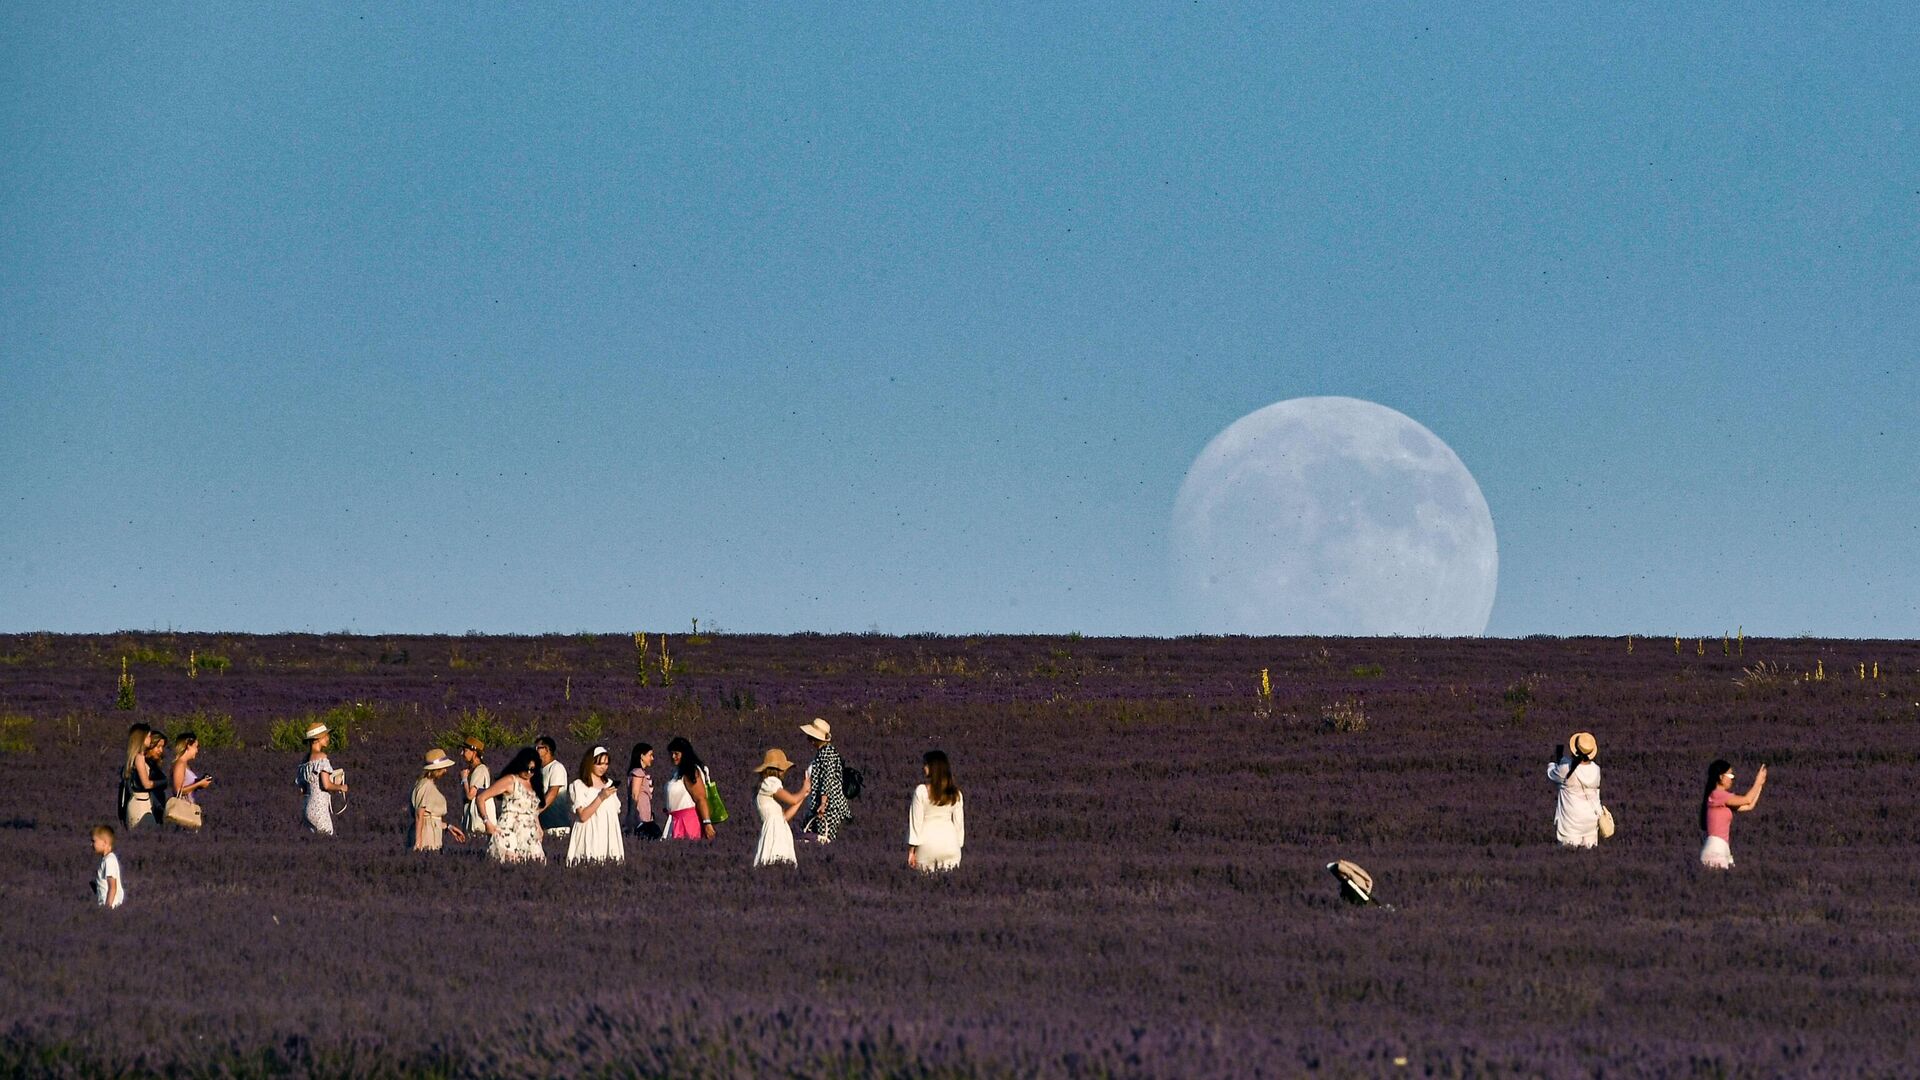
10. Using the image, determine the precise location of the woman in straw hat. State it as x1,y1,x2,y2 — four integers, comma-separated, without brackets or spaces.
410,749,467,852
459,738,492,838
751,748,809,867
1699,758,1767,869
565,746,625,866
298,723,348,836
798,718,850,844
1546,731,1603,848
907,749,965,872
476,748,546,864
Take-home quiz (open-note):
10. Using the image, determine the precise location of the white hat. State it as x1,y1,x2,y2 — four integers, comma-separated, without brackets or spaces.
304,723,329,741
799,718,832,741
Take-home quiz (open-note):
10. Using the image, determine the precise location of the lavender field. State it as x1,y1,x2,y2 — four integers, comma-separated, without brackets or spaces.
1,632,1916,1077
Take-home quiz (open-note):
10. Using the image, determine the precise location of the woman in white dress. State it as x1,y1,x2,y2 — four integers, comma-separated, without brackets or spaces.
1546,731,1602,848
477,748,545,864
750,748,809,867
298,723,349,836
907,750,965,872
566,745,625,865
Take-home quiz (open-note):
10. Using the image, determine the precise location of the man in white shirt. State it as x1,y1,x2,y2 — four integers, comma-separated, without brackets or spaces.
535,736,571,838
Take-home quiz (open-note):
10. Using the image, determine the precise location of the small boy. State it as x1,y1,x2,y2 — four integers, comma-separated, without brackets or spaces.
92,825,123,909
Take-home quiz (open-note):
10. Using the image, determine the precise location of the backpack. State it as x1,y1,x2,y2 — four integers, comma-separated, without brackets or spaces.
842,766,864,800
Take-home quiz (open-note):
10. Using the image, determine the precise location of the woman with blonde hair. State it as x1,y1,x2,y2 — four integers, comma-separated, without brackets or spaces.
751,748,808,867
167,731,214,829
411,749,467,852
907,749,965,872
120,724,158,829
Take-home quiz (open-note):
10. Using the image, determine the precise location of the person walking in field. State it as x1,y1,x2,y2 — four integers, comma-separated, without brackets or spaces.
166,731,213,829
798,719,850,844
1700,759,1767,869
120,724,160,830
478,748,546,864
534,736,572,839
298,723,348,836
907,750,965,872
565,746,625,865
459,738,492,838
92,825,123,909
750,748,807,867
626,742,659,839
411,749,467,852
1547,731,1602,848
663,736,714,840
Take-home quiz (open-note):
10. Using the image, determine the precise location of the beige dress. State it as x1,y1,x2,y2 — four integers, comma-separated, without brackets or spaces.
411,777,448,851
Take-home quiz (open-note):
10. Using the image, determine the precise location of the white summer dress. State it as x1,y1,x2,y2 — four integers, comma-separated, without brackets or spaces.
753,775,797,867
908,783,965,871
300,755,338,836
565,779,625,865
1546,758,1602,848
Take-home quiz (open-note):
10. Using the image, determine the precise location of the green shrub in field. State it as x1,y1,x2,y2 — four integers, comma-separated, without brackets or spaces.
434,707,533,757
268,702,377,752
193,653,232,673
567,710,608,745
0,714,33,754
1350,664,1385,678
170,710,241,750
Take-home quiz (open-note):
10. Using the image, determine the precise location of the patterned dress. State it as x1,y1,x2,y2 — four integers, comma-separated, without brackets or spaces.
488,779,546,864
802,743,850,843
300,756,337,836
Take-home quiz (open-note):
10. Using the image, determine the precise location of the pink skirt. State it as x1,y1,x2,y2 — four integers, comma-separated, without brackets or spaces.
668,806,704,839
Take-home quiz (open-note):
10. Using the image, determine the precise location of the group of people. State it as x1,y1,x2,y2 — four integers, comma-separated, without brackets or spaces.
1545,730,1769,868
318,716,964,872
118,723,213,831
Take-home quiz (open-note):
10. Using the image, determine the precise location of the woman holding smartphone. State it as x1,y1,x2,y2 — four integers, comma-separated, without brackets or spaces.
168,731,214,829
565,746,625,865
1700,759,1767,869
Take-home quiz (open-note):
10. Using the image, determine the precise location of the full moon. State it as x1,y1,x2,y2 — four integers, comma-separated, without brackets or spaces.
1171,397,1498,636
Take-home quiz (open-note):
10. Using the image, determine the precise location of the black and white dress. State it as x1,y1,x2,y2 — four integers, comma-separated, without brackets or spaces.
802,743,850,842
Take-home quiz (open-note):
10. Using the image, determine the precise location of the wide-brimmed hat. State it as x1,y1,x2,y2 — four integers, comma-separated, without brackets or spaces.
304,723,329,741
422,749,456,772
1569,731,1598,760
799,718,832,741
1327,859,1375,905
462,737,485,753
755,748,794,774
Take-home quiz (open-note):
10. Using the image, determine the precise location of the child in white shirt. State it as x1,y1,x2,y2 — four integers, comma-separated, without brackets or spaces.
93,825,124,908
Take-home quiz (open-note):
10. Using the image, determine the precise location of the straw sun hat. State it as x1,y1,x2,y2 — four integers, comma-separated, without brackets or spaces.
303,723,329,741
799,718,832,742
755,748,794,774
422,749,457,772
1327,859,1375,905
1568,731,1598,760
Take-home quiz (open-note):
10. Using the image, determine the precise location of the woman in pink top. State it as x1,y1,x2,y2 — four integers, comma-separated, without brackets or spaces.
1699,758,1767,869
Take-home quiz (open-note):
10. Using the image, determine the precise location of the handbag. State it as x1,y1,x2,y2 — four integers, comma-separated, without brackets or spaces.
704,769,729,824
165,796,203,829
1598,805,1616,840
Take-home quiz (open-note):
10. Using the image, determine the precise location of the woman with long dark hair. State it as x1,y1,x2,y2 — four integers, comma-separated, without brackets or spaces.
626,742,658,839
907,749,965,872
663,736,714,840
477,748,546,864
1699,758,1767,869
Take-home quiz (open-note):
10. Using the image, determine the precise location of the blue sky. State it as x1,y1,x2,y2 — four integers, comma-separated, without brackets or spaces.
3,4,1915,636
